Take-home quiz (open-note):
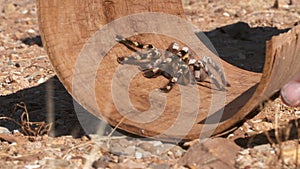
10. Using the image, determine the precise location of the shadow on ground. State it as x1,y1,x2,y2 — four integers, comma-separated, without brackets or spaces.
202,21,289,73
0,76,86,137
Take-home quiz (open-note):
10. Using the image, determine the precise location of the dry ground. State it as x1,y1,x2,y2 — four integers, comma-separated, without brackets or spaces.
1,0,300,168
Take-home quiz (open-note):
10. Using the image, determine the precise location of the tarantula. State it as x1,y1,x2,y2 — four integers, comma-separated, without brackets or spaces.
115,35,229,92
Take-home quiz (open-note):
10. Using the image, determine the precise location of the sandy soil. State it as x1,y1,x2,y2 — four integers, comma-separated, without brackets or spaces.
1,0,300,168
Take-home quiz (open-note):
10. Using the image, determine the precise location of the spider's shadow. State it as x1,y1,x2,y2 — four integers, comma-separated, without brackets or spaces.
196,81,221,91
196,21,289,73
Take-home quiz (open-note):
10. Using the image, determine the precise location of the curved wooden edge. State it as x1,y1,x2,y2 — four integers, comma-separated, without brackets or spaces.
37,0,300,141
215,25,300,135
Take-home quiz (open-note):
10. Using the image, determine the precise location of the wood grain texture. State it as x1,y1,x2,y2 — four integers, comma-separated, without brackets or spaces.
37,0,300,141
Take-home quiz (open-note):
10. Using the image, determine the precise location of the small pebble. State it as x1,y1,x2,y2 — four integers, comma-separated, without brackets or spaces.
24,165,41,169
27,29,35,34
148,163,171,169
152,141,163,147
37,77,46,84
45,159,70,167
138,142,155,153
223,12,230,17
3,3,16,14
0,127,11,134
135,151,143,159
0,46,5,51
92,155,112,168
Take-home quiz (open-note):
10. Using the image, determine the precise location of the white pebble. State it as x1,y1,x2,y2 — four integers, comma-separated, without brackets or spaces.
135,151,143,159
24,165,41,169
37,77,46,84
0,46,5,51
223,12,230,17
0,127,10,134
28,29,35,34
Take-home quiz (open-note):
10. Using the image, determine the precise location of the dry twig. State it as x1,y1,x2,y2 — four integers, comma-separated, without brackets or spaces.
0,102,51,136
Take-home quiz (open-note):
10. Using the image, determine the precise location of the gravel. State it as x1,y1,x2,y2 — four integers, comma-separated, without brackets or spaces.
1,0,300,168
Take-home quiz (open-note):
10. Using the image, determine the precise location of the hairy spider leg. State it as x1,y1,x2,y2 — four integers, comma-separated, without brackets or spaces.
178,46,190,62
160,62,191,92
171,46,196,85
202,56,230,87
116,35,162,70
142,42,182,79
116,35,155,50
188,59,207,82
116,35,173,80
191,58,225,91
159,48,194,92
166,42,180,55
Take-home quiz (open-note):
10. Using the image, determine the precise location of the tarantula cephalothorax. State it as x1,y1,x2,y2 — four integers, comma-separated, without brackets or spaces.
115,35,230,92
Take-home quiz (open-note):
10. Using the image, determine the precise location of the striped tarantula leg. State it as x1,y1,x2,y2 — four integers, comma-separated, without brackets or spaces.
202,56,230,87
165,43,189,63
160,63,191,92
178,47,189,61
174,62,194,85
115,35,155,50
199,60,226,91
167,44,189,59
117,53,145,64
160,65,182,92
116,35,162,63
117,56,125,64
166,42,180,54
142,67,162,78
160,77,177,93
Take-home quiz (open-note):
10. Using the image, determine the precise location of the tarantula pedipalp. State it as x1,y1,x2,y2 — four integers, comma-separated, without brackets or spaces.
115,35,229,92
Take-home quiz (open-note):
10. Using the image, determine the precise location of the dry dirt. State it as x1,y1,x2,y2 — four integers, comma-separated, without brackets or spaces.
1,0,300,168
